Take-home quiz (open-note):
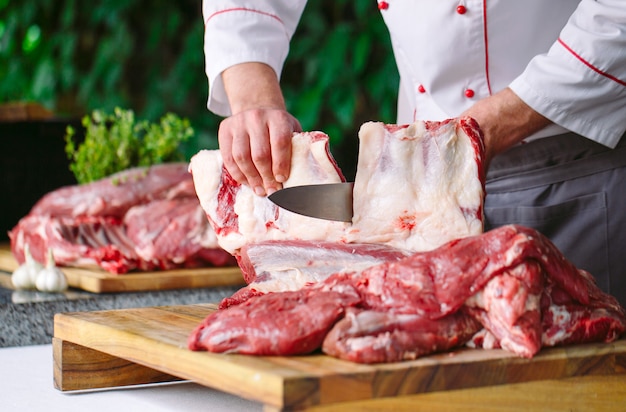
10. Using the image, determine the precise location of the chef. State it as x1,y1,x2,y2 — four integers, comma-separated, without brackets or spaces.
201,0,626,306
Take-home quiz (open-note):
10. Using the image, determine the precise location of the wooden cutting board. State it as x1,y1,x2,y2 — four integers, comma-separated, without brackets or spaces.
0,244,244,293
53,304,626,411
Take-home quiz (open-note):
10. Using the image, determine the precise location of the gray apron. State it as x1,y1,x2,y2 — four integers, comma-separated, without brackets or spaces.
484,132,626,307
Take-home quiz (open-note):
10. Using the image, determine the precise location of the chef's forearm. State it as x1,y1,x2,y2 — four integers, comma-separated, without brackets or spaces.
222,62,287,115
462,88,551,167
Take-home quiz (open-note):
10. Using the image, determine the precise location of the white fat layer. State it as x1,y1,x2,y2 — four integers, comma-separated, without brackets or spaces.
246,244,407,293
348,121,483,251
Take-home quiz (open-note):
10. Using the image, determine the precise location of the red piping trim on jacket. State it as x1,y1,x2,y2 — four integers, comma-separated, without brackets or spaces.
558,38,626,87
205,7,284,27
482,1,493,95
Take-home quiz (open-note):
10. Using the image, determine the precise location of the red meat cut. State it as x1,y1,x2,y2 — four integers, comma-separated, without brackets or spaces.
322,309,482,364
189,225,626,363
188,279,362,355
9,163,234,273
187,117,624,364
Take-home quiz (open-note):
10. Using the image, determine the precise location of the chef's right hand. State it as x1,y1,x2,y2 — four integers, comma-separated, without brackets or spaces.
219,62,301,197
218,107,302,197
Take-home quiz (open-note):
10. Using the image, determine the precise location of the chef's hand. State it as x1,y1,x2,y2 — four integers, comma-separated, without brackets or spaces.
219,62,302,196
462,87,551,169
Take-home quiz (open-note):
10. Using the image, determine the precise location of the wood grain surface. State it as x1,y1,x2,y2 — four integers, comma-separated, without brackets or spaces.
53,304,626,411
0,244,244,293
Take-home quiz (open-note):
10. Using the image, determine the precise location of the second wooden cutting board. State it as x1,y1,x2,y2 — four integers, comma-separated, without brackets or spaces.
0,245,244,293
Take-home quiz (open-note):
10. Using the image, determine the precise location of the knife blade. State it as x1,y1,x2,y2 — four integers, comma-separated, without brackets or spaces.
268,182,354,222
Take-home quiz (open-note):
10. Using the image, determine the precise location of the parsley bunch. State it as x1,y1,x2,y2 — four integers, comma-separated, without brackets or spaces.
65,108,193,184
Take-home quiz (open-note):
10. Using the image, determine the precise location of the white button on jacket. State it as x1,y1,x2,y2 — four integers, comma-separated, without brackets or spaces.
203,0,626,147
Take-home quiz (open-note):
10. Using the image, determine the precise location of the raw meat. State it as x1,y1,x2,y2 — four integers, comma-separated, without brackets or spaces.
464,262,544,357
189,118,485,292
220,240,409,308
189,225,626,362
348,118,485,251
124,198,233,269
187,117,623,363
322,308,482,364
189,118,485,257
189,132,350,256
9,164,234,274
29,163,195,218
188,275,362,355
467,267,626,351
540,268,626,346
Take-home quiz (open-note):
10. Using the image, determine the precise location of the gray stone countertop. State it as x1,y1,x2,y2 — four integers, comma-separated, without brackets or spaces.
0,270,239,347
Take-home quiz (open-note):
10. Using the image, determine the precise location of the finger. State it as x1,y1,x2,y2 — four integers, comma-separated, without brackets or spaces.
226,112,267,195
218,121,248,186
248,124,277,195
269,114,300,185
231,130,266,195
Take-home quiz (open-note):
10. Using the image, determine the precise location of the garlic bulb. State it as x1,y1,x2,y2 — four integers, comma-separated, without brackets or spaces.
35,249,68,293
11,244,44,290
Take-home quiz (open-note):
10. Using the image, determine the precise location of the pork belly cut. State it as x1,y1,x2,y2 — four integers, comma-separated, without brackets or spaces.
10,164,233,274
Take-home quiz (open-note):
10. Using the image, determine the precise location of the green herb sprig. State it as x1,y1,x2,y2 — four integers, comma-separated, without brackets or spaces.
65,108,193,184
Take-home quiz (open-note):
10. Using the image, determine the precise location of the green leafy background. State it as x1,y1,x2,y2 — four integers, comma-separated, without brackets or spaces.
0,0,398,177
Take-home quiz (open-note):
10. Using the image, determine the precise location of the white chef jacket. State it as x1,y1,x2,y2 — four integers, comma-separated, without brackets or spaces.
202,0,626,148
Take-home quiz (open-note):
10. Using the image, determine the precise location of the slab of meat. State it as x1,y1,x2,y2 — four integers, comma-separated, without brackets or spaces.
189,132,350,256
467,267,626,352
187,118,623,363
190,119,485,255
29,163,195,218
188,276,362,355
189,118,485,292
124,198,233,269
322,308,482,364
9,163,234,273
189,225,626,363
347,118,485,251
220,240,409,308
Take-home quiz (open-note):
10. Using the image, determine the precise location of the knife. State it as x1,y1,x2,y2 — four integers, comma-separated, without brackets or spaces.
268,183,354,222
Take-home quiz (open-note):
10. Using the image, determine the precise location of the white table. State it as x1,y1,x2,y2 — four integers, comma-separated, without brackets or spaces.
0,344,262,411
